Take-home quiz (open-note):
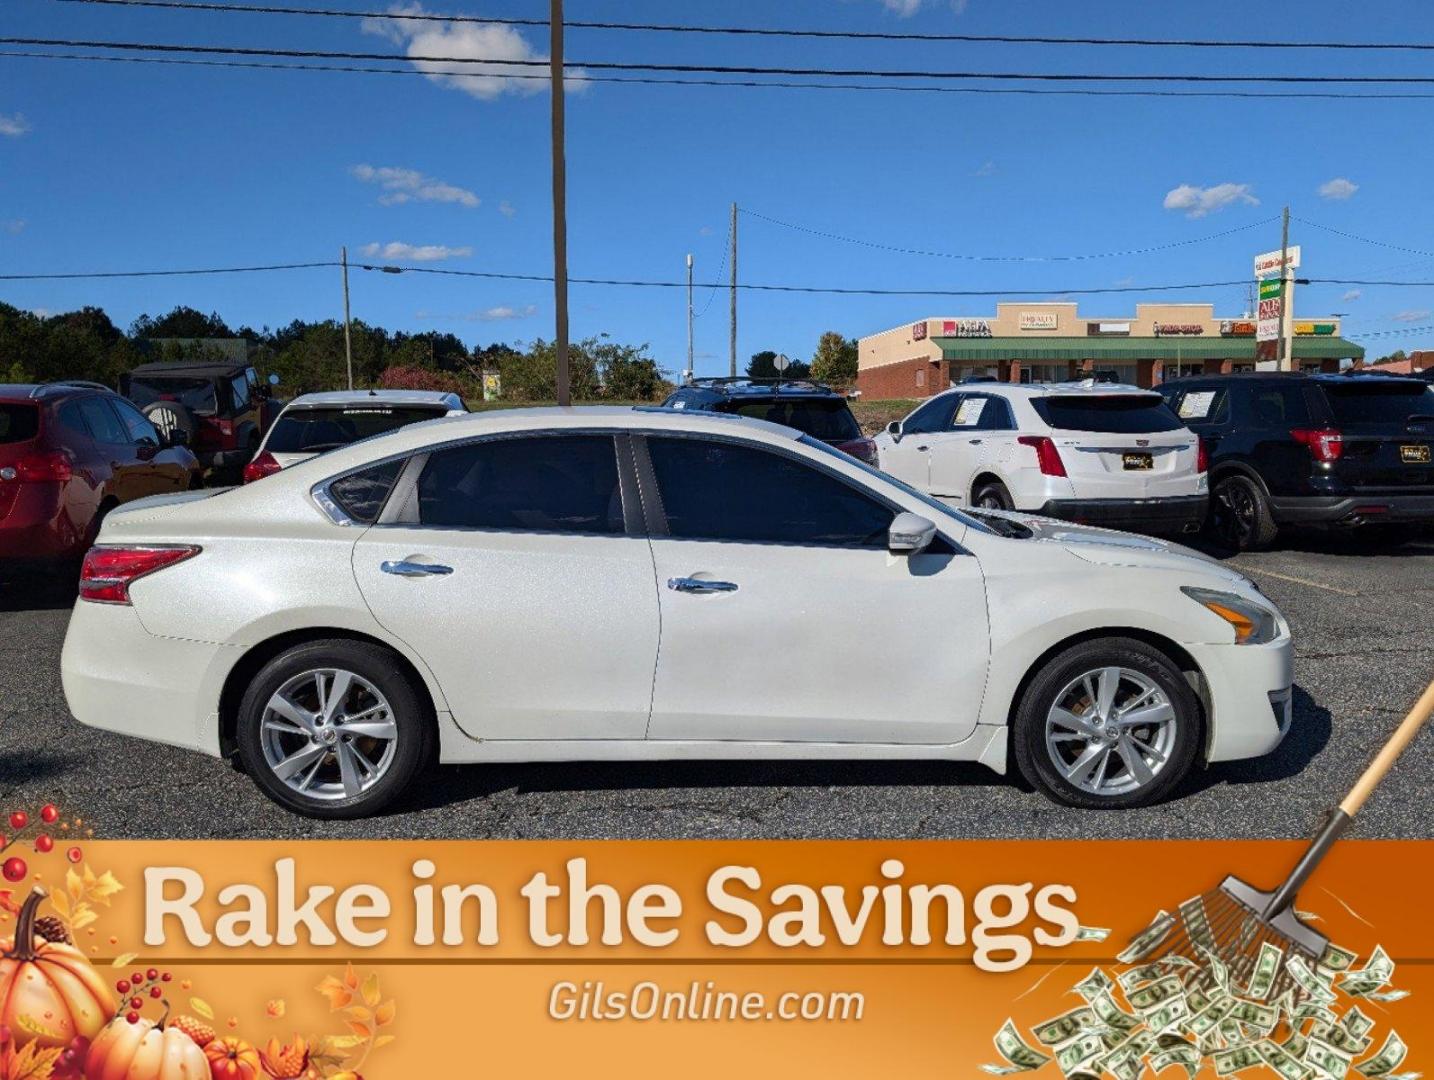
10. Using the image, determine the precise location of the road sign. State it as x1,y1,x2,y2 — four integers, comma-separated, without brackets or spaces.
1254,246,1301,278
773,353,790,373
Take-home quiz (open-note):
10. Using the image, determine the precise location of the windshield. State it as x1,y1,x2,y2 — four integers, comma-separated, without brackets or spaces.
729,398,862,441
797,434,995,535
1321,382,1434,427
1032,394,1185,434
265,404,448,454
127,376,218,415
0,404,39,444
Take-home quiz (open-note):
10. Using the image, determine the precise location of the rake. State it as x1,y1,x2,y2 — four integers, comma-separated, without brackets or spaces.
1132,676,1434,1003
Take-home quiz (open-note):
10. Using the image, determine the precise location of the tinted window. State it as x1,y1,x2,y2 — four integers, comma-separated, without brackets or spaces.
127,376,218,415
1171,387,1230,426
417,435,622,534
727,398,861,441
329,460,403,525
110,398,161,444
648,436,893,547
1032,395,1184,433
0,404,39,444
903,394,960,434
267,405,447,454
948,395,1016,431
56,401,91,440
77,397,130,444
1321,382,1434,426
230,374,251,411
1247,386,1312,428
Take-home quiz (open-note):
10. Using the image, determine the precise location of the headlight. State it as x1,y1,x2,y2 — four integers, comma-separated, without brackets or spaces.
1180,586,1280,645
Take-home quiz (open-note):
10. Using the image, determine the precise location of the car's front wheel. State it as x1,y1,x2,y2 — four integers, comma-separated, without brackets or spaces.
1011,637,1201,809
236,639,435,819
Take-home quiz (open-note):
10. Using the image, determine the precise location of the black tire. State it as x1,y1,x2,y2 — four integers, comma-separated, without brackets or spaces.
972,479,1014,511
142,401,197,444
1210,473,1279,552
236,639,435,819
1011,637,1202,810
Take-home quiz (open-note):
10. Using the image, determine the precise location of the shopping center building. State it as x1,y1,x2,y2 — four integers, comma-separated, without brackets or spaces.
856,302,1364,398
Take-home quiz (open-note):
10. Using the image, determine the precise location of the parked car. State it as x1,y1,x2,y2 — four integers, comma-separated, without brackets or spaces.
874,381,1207,536
662,377,877,464
120,360,278,482
0,381,202,572
63,406,1292,818
1158,373,1434,550
244,390,467,482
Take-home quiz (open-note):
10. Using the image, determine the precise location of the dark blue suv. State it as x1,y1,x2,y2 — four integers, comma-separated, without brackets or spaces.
661,378,878,465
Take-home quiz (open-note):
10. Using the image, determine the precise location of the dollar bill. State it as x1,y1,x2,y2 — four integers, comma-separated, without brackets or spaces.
1187,997,1237,1039
1199,945,1233,993
1056,1033,1106,1076
1229,998,1279,1033
1320,943,1359,973
1090,991,1141,1034
1363,989,1409,1004
1151,1044,1201,1079
1146,996,1191,1034
1284,1031,1310,1060
1246,941,1285,1001
1033,1006,1098,1047
1341,947,1395,997
1343,1007,1376,1040
1118,911,1175,965
1186,985,1212,1014
1128,975,1185,1014
1307,1037,1354,1080
1258,1039,1313,1080
986,1019,1053,1074
1312,1021,1373,1057
1179,895,1217,952
1073,967,1114,1002
1214,1044,1264,1076
1288,954,1339,1005
1356,1032,1408,1078
1119,962,1169,992
1075,925,1112,942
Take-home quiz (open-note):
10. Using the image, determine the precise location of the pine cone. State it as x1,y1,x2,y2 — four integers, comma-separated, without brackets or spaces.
33,915,70,944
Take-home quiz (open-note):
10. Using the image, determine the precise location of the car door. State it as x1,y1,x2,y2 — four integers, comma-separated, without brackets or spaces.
109,397,186,494
641,433,991,746
75,396,147,503
350,432,661,742
877,393,961,489
926,393,1015,501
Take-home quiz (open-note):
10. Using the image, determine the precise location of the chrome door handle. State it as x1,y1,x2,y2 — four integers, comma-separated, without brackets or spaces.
915,445,930,452
667,577,738,594
381,559,454,577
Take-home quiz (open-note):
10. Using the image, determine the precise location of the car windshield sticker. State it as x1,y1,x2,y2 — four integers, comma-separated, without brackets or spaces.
1178,391,1216,419
953,398,987,427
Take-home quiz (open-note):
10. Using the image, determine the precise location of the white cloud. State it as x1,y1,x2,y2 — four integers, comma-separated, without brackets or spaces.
1392,309,1431,323
417,304,537,322
1,219,24,235
973,160,997,177
1162,182,1259,218
350,164,479,208
498,200,516,218
0,113,31,137
358,241,473,261
698,225,714,237
877,0,968,14
363,3,588,101
1318,177,1359,200
1342,289,1363,302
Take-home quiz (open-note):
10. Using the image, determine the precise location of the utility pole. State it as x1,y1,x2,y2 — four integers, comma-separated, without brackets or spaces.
685,253,694,382
550,0,571,406
340,245,353,391
729,201,738,378
1277,205,1293,373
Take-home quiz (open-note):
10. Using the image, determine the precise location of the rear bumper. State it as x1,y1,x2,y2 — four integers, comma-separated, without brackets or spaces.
1267,493,1434,526
1034,494,1208,533
1185,637,1295,763
0,486,86,562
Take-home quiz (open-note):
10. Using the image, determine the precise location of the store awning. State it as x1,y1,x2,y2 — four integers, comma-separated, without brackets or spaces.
932,336,1364,362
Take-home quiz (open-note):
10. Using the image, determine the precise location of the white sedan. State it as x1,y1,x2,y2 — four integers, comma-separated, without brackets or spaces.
61,407,1293,818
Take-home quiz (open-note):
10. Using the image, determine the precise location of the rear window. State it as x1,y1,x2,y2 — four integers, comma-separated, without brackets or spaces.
725,398,861,441
266,405,447,454
328,459,404,525
1320,382,1434,426
1032,395,1184,434
127,376,219,415
0,404,39,444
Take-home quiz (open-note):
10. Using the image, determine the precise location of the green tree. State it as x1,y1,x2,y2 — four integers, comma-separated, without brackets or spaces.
131,306,235,339
809,331,858,386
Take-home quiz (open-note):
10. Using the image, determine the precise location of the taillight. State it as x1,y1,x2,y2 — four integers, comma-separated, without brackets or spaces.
1197,439,1209,474
1017,435,1067,477
242,451,282,483
836,438,880,465
1291,428,1343,463
9,451,73,483
79,545,200,605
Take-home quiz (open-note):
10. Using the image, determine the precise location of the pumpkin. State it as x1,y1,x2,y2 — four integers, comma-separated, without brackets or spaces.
204,1036,262,1080
84,1016,209,1080
0,888,115,1050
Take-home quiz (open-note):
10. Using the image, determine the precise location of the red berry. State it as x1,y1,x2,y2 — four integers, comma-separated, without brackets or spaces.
129,997,143,1010
34,835,53,853
146,968,159,981
40,804,59,824
1,857,26,883
161,972,172,982
131,972,143,985
125,1012,139,1025
66,846,83,864
8,812,26,831
116,980,130,994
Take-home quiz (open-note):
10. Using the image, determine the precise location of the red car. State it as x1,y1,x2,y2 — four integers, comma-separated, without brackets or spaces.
0,381,203,571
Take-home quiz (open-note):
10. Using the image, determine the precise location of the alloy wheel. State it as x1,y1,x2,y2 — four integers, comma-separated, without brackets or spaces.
259,668,398,802
1213,480,1255,546
1043,666,1177,797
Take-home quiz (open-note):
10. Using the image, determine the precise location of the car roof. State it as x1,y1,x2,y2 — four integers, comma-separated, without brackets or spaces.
282,389,465,409
1160,372,1429,388
0,382,115,402
677,378,846,399
936,380,1157,398
128,361,251,377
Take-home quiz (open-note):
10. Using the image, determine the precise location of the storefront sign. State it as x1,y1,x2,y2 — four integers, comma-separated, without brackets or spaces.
951,318,992,338
1295,322,1336,335
1259,279,1282,301
911,321,927,340
1153,323,1205,335
1087,322,1131,336
1254,245,1301,277
1019,312,1058,330
1220,320,1256,336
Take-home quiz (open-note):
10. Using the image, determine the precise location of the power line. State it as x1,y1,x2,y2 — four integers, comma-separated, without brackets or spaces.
741,207,1278,263
43,0,1434,52
0,261,335,280
1294,217,1434,261
693,220,729,319
14,36,1434,84
11,49,1434,102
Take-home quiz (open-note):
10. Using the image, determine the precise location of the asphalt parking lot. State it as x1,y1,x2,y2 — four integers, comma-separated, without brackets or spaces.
2,531,1432,841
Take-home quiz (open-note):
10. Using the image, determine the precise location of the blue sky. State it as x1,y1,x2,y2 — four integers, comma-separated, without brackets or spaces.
4,0,1434,376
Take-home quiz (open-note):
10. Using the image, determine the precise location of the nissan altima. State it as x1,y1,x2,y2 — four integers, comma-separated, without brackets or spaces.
60,407,1293,818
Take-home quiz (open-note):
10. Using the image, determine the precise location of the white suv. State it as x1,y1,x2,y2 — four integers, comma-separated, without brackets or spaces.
874,381,1208,535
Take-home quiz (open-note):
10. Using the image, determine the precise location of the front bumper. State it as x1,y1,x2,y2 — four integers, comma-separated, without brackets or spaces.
1035,494,1208,534
1185,636,1294,763
1267,493,1434,526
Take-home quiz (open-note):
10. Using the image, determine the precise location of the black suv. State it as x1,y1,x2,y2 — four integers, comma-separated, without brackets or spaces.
1158,373,1434,549
662,378,877,464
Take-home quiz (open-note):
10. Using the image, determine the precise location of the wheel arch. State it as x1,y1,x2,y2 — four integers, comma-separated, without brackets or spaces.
1209,459,1271,497
969,471,1008,503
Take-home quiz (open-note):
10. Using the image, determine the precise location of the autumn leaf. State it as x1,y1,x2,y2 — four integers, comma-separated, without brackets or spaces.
372,1034,396,1050
344,1021,371,1040
265,999,286,1019
65,869,83,904
321,1035,365,1053
111,952,138,968
315,975,353,1011
342,1006,371,1025
47,891,69,920
342,963,359,990
87,870,123,905
373,1000,395,1027
70,908,98,931
189,997,215,1021
360,973,381,1008
3,1041,64,1080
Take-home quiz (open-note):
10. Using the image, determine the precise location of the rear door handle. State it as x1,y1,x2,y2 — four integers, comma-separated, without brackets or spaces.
667,577,738,594
381,559,454,577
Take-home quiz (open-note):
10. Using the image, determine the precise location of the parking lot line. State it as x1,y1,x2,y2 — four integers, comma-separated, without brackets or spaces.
1239,568,1359,596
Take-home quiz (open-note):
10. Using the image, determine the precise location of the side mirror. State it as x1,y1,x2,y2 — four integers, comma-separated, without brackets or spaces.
888,512,937,555
886,420,904,442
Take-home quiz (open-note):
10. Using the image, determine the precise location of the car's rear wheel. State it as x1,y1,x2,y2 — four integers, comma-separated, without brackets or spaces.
1011,637,1201,809
973,479,1014,511
1210,474,1278,551
236,639,434,819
